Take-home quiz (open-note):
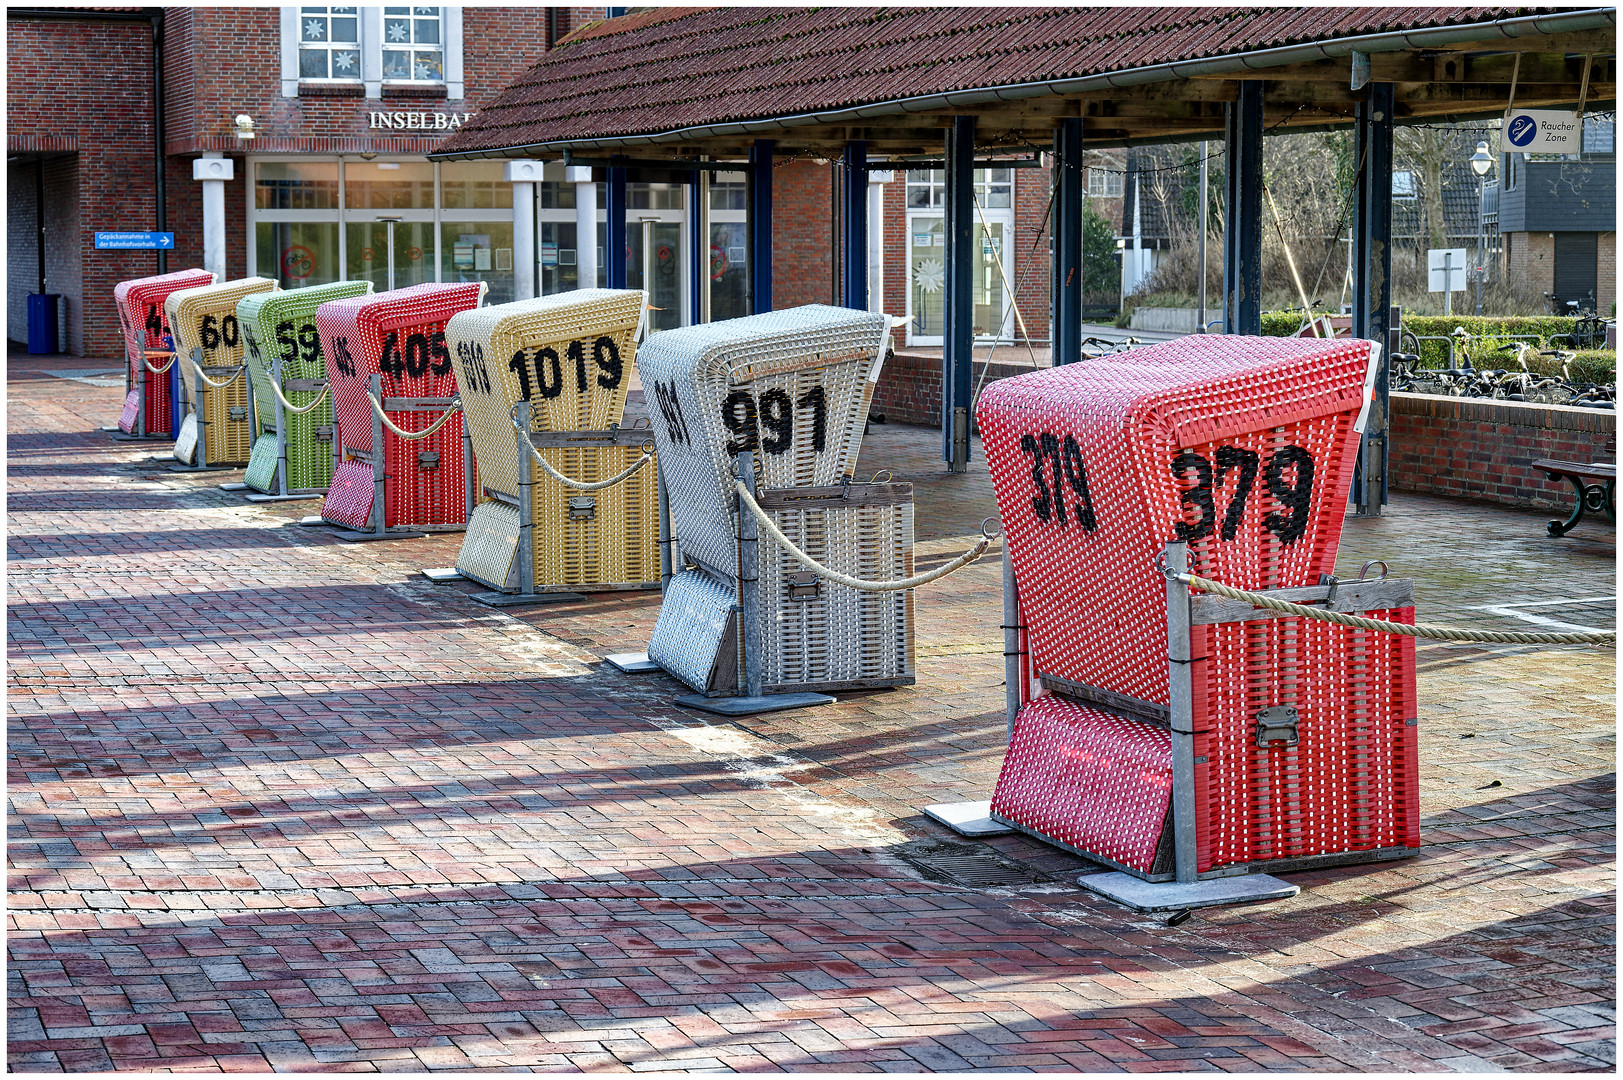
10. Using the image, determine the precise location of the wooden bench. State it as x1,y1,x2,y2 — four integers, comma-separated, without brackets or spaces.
1532,457,1616,536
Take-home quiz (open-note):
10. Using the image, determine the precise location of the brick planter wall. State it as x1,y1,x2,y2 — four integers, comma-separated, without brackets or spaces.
872,348,1041,427
1388,393,1615,512
871,353,1617,515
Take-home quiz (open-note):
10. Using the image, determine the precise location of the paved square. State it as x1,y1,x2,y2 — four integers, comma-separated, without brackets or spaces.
9,360,1615,1072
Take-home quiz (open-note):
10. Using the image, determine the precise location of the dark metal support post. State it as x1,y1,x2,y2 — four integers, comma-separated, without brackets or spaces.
607,166,627,290
1052,118,1084,366
1223,82,1264,335
687,170,703,325
1354,82,1395,516
748,139,774,313
841,140,868,310
943,115,975,471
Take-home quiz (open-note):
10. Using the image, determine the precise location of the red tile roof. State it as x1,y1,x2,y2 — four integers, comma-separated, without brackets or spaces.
436,6,1595,158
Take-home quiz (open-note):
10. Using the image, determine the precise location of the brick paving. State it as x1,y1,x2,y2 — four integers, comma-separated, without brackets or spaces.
9,356,1616,1073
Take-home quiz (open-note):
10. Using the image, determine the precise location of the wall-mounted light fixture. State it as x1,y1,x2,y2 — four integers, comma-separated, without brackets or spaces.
234,114,256,140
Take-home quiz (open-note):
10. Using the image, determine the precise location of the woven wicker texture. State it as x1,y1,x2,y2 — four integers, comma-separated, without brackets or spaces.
989,696,1173,873
536,443,661,586
243,435,280,492
647,569,738,694
1190,608,1419,873
314,282,485,529
238,281,374,494
444,290,656,589
636,305,891,578
458,501,522,590
114,268,214,435
166,278,278,465
758,500,915,688
976,334,1371,706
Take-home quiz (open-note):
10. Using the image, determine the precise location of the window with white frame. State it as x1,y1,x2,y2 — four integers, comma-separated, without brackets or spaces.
904,168,1012,209
282,7,461,98
1391,170,1417,198
383,6,444,82
298,6,360,80
1087,167,1124,198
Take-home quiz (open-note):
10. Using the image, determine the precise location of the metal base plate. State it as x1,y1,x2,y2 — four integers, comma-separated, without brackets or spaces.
921,800,1015,837
332,529,430,543
471,590,587,607
244,492,322,502
110,431,170,441
168,463,238,472
674,692,835,717
297,516,326,526
218,482,249,491
1077,871,1299,913
421,568,467,584
605,652,660,673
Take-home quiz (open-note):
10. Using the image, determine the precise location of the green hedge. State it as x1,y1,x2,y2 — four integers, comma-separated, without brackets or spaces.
1260,311,1598,373
1259,310,1340,337
1565,349,1617,385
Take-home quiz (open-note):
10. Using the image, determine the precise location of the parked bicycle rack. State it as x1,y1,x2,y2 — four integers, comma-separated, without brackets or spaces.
113,268,215,440
313,282,486,540
165,278,278,469
237,281,374,502
437,290,657,605
931,334,1420,913
629,305,911,715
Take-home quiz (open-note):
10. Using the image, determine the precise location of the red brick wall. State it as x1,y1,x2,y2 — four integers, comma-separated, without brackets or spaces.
1011,165,1051,343
771,160,835,310
168,7,550,155
7,16,162,356
1388,393,1615,512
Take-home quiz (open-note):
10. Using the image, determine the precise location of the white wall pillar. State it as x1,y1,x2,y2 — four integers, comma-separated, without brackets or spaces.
194,154,233,282
503,160,544,300
867,169,893,314
567,165,597,290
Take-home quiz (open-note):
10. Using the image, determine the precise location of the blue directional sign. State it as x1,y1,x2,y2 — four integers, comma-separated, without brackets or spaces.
95,232,175,250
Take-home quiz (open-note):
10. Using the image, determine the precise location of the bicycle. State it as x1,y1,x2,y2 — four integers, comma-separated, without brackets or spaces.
1560,311,1607,351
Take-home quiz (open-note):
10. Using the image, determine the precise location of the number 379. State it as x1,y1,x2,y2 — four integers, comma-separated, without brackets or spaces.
1172,444,1315,546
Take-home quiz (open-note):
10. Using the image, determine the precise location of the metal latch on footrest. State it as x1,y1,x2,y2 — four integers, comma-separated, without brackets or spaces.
314,425,333,443
568,496,596,521
228,406,247,422
1256,705,1300,748
417,451,440,470
786,571,821,601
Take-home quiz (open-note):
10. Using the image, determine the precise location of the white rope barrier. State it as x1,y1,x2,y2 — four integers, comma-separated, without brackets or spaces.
267,379,331,416
368,392,460,440
736,481,990,592
507,411,653,491
193,364,245,390
1171,569,1615,646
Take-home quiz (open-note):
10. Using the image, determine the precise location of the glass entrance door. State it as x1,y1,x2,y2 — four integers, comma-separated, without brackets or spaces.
345,219,436,293
627,219,683,333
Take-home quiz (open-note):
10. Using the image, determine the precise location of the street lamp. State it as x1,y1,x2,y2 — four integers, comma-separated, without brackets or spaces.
1469,140,1494,316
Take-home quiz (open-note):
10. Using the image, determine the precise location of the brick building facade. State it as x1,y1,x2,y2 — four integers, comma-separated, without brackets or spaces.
7,6,592,357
